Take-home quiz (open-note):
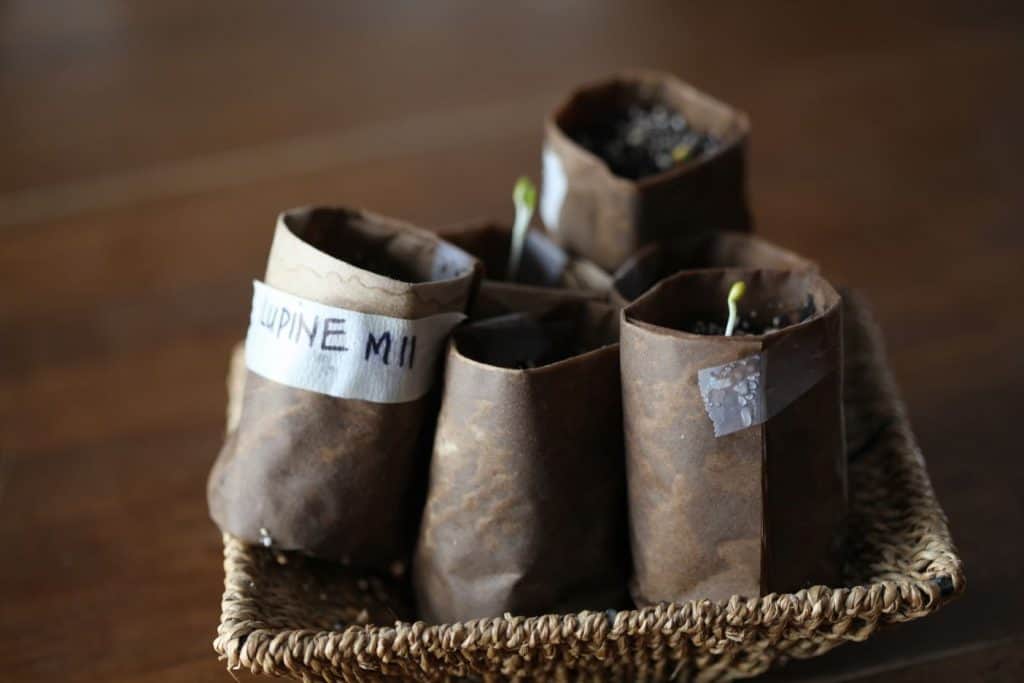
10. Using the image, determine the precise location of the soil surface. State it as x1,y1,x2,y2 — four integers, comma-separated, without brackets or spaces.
570,103,719,179
684,302,815,337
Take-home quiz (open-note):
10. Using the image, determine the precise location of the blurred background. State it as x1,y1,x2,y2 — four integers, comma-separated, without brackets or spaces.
1,2,1022,681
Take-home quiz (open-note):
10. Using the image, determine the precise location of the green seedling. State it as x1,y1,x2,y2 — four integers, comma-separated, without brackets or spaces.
506,176,537,282
725,281,746,337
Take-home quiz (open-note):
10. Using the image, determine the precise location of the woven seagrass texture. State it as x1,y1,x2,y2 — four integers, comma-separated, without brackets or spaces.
213,292,964,682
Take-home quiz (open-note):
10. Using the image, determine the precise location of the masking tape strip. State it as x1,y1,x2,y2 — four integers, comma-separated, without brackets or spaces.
540,146,568,234
698,321,835,437
245,280,465,404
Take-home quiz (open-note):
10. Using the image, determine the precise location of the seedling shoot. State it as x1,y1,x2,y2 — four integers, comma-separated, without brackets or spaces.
725,281,746,337
506,176,537,282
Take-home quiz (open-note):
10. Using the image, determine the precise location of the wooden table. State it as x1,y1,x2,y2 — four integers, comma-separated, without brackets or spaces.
2,2,1021,680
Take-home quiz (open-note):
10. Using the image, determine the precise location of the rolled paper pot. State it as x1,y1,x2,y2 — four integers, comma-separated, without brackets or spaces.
207,206,480,570
541,71,752,271
413,301,630,622
621,268,845,605
611,231,817,307
437,220,611,318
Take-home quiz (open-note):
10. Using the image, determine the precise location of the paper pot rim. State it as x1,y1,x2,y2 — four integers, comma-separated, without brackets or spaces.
609,230,819,305
622,267,842,343
545,69,751,190
277,205,480,289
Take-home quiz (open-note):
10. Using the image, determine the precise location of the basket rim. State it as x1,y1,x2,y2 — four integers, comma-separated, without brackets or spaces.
218,533,961,641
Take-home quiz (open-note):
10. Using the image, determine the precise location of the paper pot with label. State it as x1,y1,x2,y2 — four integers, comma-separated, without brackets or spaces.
620,268,845,605
610,230,816,307
413,300,630,622
207,206,480,572
541,71,752,271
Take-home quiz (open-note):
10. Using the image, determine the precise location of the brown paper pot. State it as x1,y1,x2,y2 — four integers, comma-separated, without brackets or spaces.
611,231,816,307
413,301,630,622
207,206,480,571
437,220,611,318
621,268,845,605
541,71,752,271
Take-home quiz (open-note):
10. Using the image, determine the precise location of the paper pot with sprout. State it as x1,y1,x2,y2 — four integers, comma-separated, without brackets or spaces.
207,206,480,571
438,177,612,318
413,299,630,622
540,70,752,271
620,268,846,605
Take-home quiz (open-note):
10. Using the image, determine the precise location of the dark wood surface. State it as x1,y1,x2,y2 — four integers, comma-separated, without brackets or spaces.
2,2,1022,681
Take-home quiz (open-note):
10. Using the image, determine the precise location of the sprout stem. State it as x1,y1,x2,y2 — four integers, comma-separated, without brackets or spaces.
725,281,746,337
507,176,537,282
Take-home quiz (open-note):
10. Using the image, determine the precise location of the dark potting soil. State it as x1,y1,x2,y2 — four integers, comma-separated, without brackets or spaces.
683,296,817,337
570,104,719,180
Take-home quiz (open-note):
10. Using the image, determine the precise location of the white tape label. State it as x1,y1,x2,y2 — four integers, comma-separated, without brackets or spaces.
245,281,465,404
540,146,567,234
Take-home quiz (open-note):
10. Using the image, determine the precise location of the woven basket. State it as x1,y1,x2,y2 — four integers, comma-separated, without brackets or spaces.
212,292,964,682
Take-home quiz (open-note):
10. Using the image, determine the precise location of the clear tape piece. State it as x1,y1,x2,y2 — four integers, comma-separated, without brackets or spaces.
697,328,833,438
245,280,465,404
698,354,769,437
